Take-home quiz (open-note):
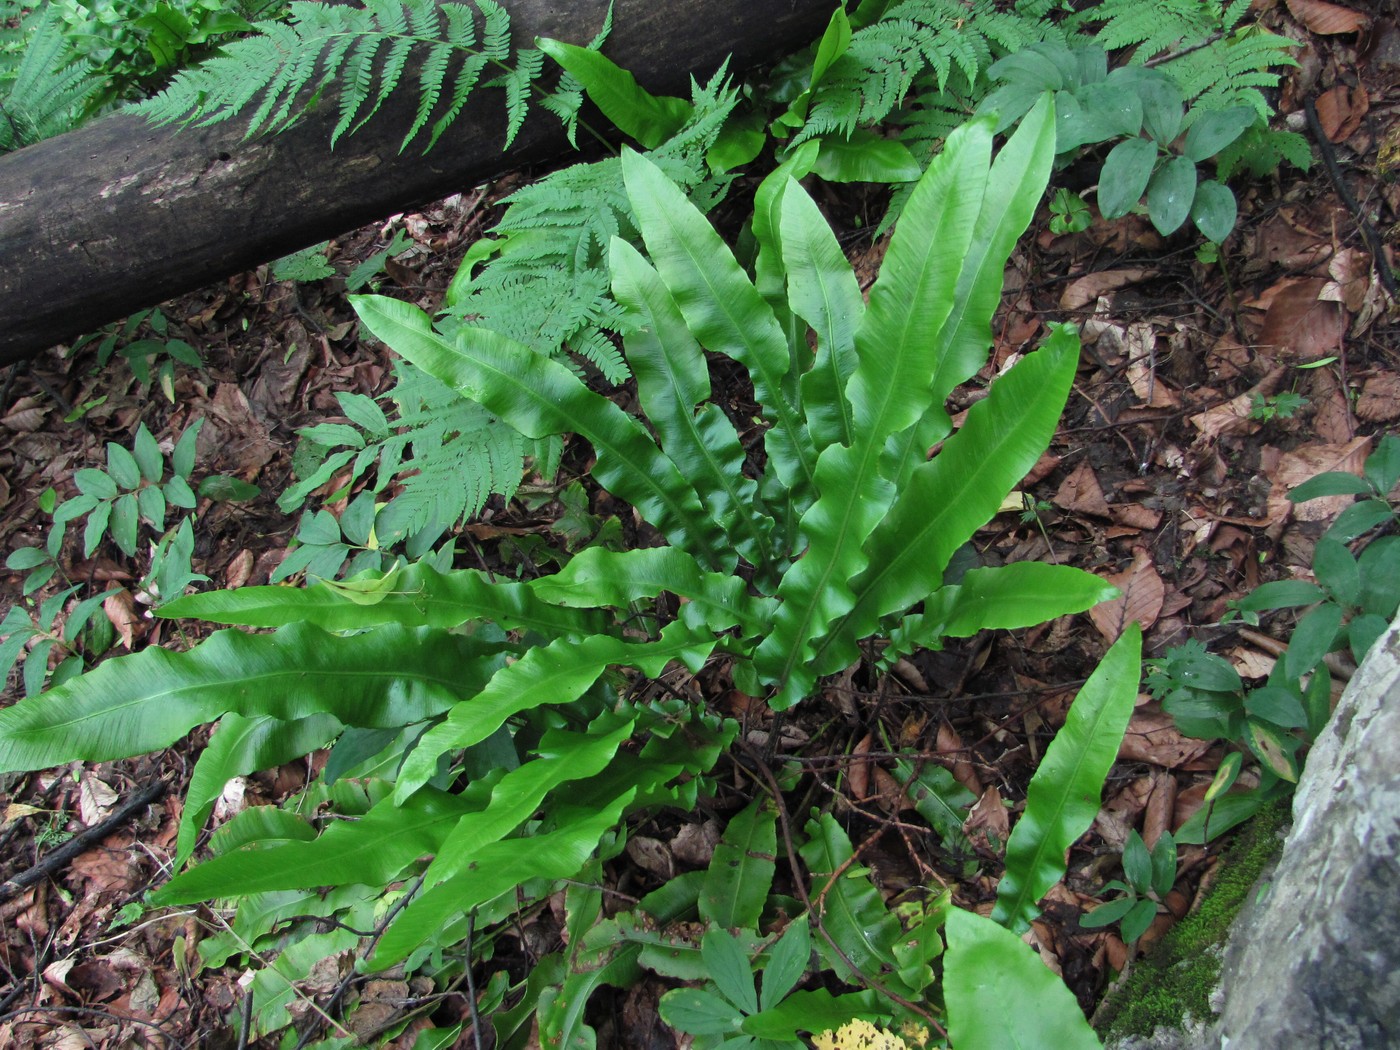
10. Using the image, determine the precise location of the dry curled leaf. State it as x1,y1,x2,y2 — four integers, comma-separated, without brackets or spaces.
1356,373,1400,422
1090,547,1165,643
1059,268,1154,311
1266,437,1371,524
1053,461,1112,518
1285,0,1370,34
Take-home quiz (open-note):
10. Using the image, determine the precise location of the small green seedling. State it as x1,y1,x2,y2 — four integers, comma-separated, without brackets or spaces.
1248,390,1307,422
1081,830,1177,944
1048,188,1091,234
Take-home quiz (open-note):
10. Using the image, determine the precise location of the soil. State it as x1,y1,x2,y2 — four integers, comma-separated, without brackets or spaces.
0,2,1398,1046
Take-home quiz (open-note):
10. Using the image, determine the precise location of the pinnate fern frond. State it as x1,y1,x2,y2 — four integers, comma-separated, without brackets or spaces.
132,0,571,151
0,7,105,153
1071,0,1244,62
797,0,1053,145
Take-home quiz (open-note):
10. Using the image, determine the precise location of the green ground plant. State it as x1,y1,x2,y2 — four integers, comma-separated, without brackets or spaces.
0,102,1144,1045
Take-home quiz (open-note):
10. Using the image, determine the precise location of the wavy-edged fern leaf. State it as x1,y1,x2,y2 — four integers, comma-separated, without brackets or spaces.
0,7,105,153
132,0,578,152
1161,27,1299,121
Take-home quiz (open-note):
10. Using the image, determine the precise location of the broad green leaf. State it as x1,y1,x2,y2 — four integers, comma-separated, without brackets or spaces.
132,424,164,482
1359,537,1400,619
659,987,745,1036
621,149,817,498
1122,830,1152,891
1289,471,1372,501
611,237,770,566
177,711,342,868
1098,138,1157,219
351,295,732,570
370,788,637,968
1146,155,1196,235
1080,895,1137,928
394,620,717,801
1137,75,1184,145
153,786,474,905
171,419,202,478
75,468,117,500
1238,579,1327,612
704,928,759,1015
940,563,1119,638
782,178,862,452
1283,602,1343,680
1326,499,1395,543
1348,612,1388,663
1244,686,1307,729
750,139,821,317
106,443,142,490
1366,434,1400,492
812,130,921,183
992,624,1141,932
530,546,772,635
760,916,810,1010
926,94,1057,414
536,38,691,149
206,808,317,858
821,327,1079,674
798,813,906,991
423,713,637,888
163,560,604,637
1183,107,1256,162
1191,180,1237,242
111,492,139,556
945,907,1101,1050
742,988,882,1040
892,760,974,846
756,120,996,705
1313,537,1359,607
0,623,482,772
1247,719,1299,781
700,798,777,930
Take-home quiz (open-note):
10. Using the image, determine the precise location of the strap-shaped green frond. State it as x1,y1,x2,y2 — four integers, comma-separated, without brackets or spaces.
753,120,996,708
621,149,818,502
131,0,569,151
0,622,487,773
162,560,607,637
352,294,733,569
610,238,773,567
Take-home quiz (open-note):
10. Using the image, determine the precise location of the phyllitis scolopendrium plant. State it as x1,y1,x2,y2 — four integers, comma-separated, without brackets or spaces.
0,99,1127,1038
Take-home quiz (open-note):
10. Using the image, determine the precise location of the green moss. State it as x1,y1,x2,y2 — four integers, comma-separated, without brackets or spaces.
1094,800,1290,1041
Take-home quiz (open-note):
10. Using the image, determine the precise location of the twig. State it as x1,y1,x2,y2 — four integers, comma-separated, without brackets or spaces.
465,909,484,1050
0,780,167,905
236,985,254,1050
1303,97,1398,299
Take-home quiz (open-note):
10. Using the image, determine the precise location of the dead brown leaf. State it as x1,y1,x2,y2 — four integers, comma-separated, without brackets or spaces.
1119,708,1214,768
1053,461,1112,518
1090,547,1165,643
1142,770,1176,850
965,785,1010,848
1308,365,1356,443
102,590,144,650
1059,269,1154,311
1356,373,1400,422
1095,775,1153,848
1255,278,1347,361
670,819,721,868
937,721,982,796
77,771,117,827
1313,84,1369,142
1266,437,1371,524
1285,0,1371,34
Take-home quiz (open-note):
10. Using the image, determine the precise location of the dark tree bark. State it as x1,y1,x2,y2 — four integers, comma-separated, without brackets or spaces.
0,0,830,366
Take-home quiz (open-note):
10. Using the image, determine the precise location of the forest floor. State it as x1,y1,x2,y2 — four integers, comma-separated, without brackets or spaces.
0,3,1397,1047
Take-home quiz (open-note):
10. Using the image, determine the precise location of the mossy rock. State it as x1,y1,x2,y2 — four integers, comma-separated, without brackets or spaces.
1093,799,1290,1044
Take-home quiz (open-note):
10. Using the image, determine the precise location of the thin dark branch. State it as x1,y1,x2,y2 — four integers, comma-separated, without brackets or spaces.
0,779,167,905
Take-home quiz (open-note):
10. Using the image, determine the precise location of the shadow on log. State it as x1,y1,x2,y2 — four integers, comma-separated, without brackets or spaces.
0,0,830,366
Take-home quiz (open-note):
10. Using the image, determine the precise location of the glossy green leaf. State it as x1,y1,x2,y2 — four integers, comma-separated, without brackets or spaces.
760,916,810,1011
610,237,769,566
1146,155,1197,235
177,712,342,868
171,419,202,478
423,714,637,888
394,619,716,801
1121,898,1158,942
1359,537,1400,619
153,786,474,905
1098,138,1157,219
992,623,1141,932
132,424,164,482
1238,579,1327,613
821,327,1080,674
1190,180,1237,242
163,560,604,637
700,798,777,930
743,987,881,1040
782,177,862,452
370,786,638,968
1313,537,1359,607
1247,719,1299,782
351,294,731,570
111,492,139,556
1183,107,1256,162
798,813,906,991
704,928,759,1015
1348,612,1388,664
1137,75,1184,145
0,623,481,772
1284,602,1344,680
1326,499,1395,543
1289,471,1372,500
530,546,770,635
75,468,117,500
1080,895,1136,928
812,129,921,183
940,563,1119,638
537,37,691,149
1122,830,1152,891
1365,434,1400,493
621,148,816,498
945,907,1102,1050
893,760,975,847
1244,686,1307,729
660,987,745,1036
106,443,142,490
756,119,997,705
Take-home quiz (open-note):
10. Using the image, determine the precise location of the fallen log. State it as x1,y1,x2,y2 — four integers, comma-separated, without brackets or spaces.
0,0,830,366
